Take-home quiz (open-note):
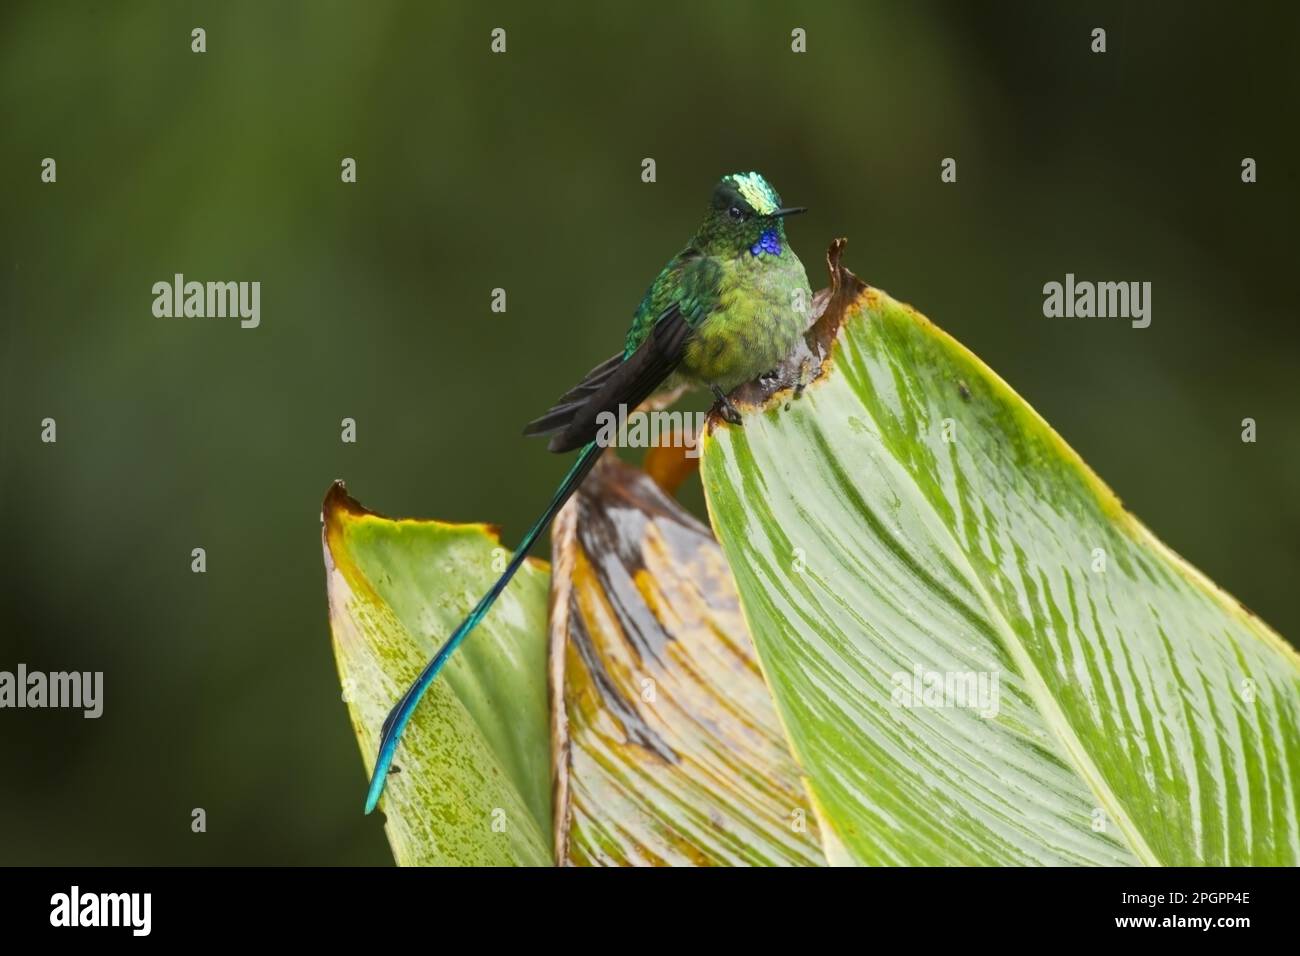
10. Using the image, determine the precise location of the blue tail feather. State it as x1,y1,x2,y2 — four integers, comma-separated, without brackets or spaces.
364,442,601,814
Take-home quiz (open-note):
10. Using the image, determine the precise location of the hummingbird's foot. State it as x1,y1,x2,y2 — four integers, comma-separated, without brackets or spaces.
793,357,814,398
710,384,744,426
758,360,812,398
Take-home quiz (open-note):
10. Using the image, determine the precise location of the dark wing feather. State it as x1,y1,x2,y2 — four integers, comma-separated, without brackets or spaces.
522,352,625,438
524,305,692,453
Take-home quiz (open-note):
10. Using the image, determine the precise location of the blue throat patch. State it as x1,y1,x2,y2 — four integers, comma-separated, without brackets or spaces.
750,229,781,257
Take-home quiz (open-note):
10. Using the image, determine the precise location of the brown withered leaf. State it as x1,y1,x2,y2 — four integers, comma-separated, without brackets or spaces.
548,454,825,866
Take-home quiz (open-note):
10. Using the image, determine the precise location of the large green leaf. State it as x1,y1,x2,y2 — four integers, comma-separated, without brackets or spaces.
549,455,825,866
701,241,1300,866
321,482,553,865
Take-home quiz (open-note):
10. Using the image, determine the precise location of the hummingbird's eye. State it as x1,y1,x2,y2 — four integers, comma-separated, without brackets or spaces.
728,205,745,221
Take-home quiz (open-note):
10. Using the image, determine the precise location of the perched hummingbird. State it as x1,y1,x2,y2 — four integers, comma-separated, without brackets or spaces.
365,171,811,813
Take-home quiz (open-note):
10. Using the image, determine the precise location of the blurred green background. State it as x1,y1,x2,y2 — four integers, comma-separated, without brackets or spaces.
2,1,1296,864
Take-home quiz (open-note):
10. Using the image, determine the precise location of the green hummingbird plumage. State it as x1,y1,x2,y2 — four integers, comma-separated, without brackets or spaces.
364,172,810,813
629,171,812,390
526,171,811,450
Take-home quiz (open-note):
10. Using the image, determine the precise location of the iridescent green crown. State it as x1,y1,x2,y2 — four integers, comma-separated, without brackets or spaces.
725,171,780,215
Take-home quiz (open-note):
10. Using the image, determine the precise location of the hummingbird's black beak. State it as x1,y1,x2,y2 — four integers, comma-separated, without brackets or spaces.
769,206,808,218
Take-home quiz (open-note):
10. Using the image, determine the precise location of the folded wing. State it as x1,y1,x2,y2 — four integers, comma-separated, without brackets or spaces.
523,304,692,453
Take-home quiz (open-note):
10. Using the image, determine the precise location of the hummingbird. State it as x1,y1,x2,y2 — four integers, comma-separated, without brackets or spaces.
365,171,811,813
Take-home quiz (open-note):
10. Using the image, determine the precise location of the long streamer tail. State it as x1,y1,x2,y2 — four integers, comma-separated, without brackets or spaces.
364,441,602,814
